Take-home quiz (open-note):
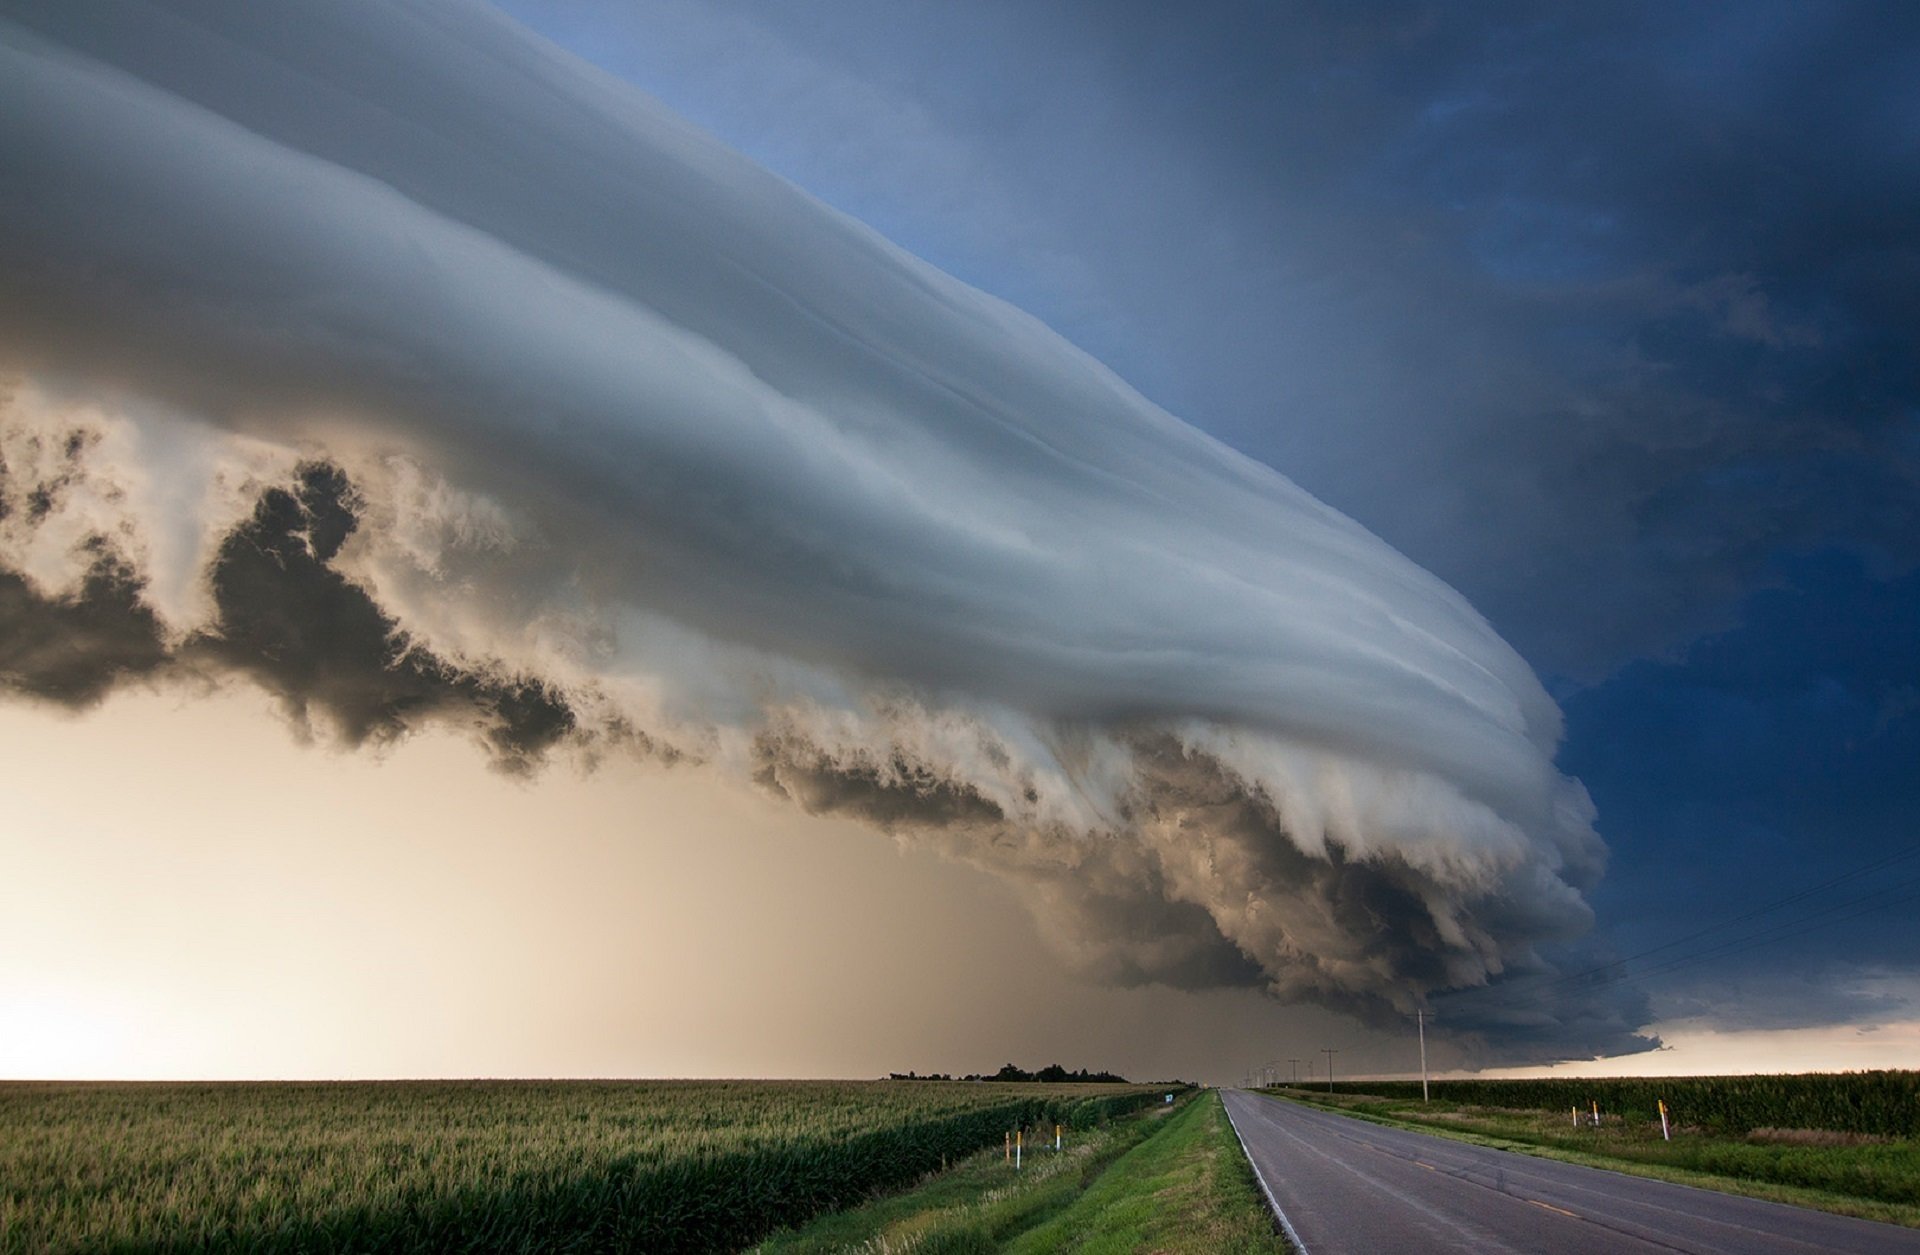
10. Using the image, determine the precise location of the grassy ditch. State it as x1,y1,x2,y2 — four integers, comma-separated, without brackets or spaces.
756,1090,1288,1254
1257,1086,1920,1228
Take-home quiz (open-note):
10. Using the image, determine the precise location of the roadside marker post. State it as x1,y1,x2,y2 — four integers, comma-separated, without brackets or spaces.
1005,1132,1011,1163
1416,1009,1431,1103
1055,1124,1062,1152
1016,1129,1022,1170
1591,1100,1600,1129
1659,1099,1671,1141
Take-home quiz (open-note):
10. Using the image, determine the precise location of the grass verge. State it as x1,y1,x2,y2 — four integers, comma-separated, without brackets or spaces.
755,1091,1287,1254
1255,1087,1920,1229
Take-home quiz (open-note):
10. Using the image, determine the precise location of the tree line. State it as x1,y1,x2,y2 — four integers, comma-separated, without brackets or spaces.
888,1063,1133,1084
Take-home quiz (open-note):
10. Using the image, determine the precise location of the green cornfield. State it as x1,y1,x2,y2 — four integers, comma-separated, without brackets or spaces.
0,1079,1173,1253
1291,1071,1920,1136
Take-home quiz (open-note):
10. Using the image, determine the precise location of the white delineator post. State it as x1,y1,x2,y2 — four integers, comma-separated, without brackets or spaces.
1016,1129,1022,1170
1055,1124,1062,1152
1659,1099,1671,1141
1417,1009,1430,1103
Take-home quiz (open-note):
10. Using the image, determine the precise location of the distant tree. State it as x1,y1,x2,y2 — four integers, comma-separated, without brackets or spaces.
955,1063,1130,1084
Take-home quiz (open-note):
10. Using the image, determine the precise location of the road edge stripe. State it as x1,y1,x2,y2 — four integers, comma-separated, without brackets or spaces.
1222,1089,1312,1255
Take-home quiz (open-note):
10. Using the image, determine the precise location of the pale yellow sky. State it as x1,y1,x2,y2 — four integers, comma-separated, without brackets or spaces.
5,685,1914,1084
0,684,1347,1083
1468,1021,1920,1080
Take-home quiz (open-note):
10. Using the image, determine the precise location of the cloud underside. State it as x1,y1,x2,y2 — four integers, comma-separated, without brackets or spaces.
0,404,1649,1066
0,0,1652,1061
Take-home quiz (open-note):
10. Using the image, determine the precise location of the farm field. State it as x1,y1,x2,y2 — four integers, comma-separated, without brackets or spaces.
0,1078,1169,1253
1259,1072,1920,1227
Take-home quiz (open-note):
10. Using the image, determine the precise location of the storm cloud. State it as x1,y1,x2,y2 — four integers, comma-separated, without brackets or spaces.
557,1,1918,680
0,0,1650,1059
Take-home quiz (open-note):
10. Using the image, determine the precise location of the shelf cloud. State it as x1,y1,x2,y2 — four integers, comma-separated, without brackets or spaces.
0,0,1651,1060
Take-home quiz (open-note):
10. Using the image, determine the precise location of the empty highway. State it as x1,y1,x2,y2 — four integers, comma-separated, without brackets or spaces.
1223,1089,1920,1254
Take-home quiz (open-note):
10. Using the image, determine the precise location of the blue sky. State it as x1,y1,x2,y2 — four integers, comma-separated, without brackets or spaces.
497,0,1920,1037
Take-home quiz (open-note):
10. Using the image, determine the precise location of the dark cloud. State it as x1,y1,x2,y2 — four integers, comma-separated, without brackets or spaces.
0,434,576,771
751,728,1269,993
753,732,1008,831
0,425,170,703
195,463,576,770
0,551,168,705
751,723,1653,1059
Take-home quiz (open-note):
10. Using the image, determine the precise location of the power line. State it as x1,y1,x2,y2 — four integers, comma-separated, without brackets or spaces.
1589,845,1917,988
1610,874,1920,987
1443,843,1920,1013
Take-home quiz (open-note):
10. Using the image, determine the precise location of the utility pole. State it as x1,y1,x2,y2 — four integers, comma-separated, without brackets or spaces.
1322,1048,1338,1094
1288,1058,1300,1085
1416,1010,1431,1103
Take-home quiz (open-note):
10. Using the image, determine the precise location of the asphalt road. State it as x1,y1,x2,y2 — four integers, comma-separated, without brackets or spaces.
1222,1088,1920,1254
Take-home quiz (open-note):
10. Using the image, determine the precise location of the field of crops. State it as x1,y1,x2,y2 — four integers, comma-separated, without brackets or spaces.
0,1079,1171,1253
1291,1070,1920,1137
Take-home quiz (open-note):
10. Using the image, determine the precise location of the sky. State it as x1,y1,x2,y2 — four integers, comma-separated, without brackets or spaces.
1,1,1915,1085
